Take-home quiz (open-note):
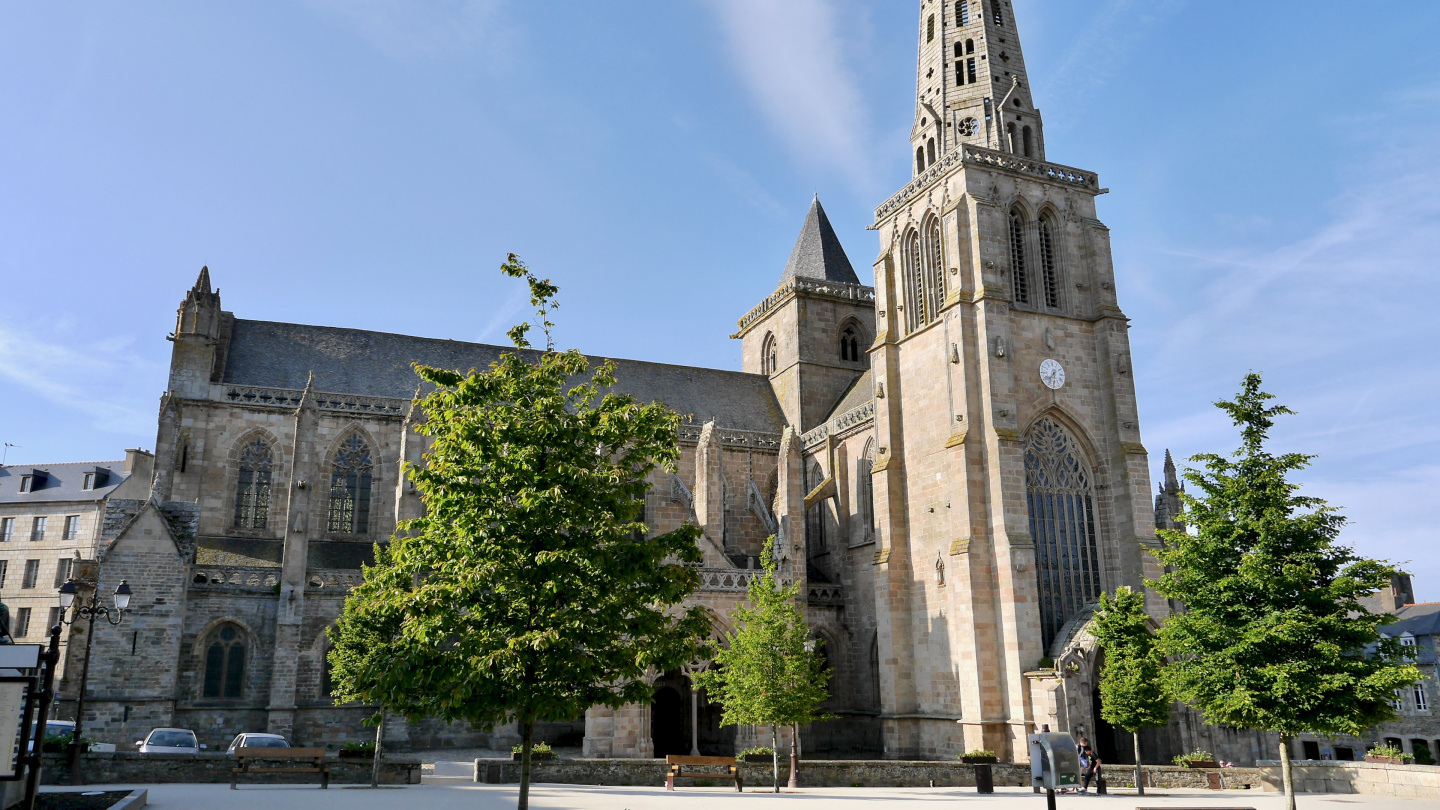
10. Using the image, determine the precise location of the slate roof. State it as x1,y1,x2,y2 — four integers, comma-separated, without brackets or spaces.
779,197,860,285
0,461,129,504
823,369,873,424
221,321,789,435
1385,603,1440,638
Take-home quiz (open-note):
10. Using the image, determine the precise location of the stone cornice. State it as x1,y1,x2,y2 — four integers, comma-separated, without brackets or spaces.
874,145,1101,225
732,278,876,339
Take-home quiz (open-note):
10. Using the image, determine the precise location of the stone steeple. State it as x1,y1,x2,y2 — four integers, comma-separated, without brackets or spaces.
780,197,860,285
911,0,1046,175
167,266,233,399
1154,450,1186,532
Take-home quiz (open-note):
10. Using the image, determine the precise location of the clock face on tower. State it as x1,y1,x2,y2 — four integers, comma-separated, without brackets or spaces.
1040,359,1066,390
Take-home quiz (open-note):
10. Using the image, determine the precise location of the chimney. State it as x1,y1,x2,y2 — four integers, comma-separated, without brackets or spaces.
124,448,153,475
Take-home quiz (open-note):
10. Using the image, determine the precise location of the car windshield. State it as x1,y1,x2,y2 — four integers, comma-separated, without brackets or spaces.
44,723,72,738
247,737,288,748
148,731,196,748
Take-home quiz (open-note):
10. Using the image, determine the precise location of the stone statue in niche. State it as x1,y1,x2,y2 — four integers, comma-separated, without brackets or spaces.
935,554,946,587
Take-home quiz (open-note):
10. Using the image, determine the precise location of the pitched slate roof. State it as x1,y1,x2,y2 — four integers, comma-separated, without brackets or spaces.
823,369,873,424
1385,603,1440,638
779,197,860,285
0,461,129,504
220,321,789,435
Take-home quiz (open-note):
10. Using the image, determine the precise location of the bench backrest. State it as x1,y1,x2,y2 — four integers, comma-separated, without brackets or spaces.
235,747,326,759
665,755,737,767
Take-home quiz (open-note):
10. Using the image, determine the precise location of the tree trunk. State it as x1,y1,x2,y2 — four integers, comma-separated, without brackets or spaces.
1132,730,1143,797
370,712,384,789
1280,734,1295,810
771,725,779,793
519,717,534,810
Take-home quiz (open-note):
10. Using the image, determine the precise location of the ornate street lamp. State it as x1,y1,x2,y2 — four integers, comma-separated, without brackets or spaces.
57,578,131,784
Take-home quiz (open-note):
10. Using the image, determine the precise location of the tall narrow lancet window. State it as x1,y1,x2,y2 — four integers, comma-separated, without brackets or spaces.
762,332,778,375
917,146,926,174
840,326,861,362
1022,126,1034,158
1038,216,1060,309
927,138,937,166
957,1,969,27
233,439,273,529
1025,418,1103,650
203,624,246,699
327,433,373,535
927,14,935,42
993,2,1004,26
858,441,877,542
922,216,947,320
902,229,925,332
1009,209,1031,305
804,459,826,552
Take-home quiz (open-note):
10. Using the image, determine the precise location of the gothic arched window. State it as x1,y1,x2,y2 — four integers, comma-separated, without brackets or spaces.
840,325,860,362
927,138,937,166
233,439,273,529
1039,215,1061,309
916,146,926,174
1025,418,1103,650
1009,209,1031,305
858,440,877,542
967,38,975,54
1006,122,1018,154
804,459,826,552
203,624,246,699
327,433,373,535
1022,126,1034,158
762,332,778,375
902,229,925,333
923,216,947,320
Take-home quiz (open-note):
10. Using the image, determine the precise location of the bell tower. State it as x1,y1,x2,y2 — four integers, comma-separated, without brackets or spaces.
912,0,1045,177
867,0,1161,763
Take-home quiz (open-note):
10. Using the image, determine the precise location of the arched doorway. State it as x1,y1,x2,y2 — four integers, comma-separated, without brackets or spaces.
651,674,689,758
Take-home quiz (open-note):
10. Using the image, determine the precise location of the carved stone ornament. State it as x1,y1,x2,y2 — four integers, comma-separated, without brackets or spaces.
994,337,1007,358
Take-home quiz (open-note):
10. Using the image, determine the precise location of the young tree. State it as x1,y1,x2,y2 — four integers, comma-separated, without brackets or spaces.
1151,374,1420,810
329,257,711,810
693,543,831,793
1092,586,1171,797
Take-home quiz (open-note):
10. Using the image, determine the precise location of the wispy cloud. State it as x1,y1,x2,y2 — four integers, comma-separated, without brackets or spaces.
300,0,511,61
475,283,531,345
0,325,160,438
704,0,878,193
1138,105,1440,593
1044,0,1188,107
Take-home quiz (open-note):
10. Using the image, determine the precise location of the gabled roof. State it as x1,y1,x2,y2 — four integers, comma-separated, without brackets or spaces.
220,321,789,435
1384,602,1440,638
0,461,129,504
779,197,860,285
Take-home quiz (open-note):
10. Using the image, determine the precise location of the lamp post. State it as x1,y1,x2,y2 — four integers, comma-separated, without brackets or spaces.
57,577,131,784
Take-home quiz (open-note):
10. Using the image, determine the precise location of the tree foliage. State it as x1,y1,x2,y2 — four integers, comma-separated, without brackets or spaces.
1150,374,1419,807
1093,586,1170,734
693,543,831,790
327,256,710,809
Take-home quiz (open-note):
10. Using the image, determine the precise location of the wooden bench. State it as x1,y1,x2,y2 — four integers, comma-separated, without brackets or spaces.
665,755,742,792
231,747,330,790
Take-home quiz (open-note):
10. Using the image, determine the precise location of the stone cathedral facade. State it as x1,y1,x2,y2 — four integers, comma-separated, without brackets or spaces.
65,1,1275,765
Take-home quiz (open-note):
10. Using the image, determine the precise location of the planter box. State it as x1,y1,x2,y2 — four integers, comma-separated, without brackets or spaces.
1182,760,1220,769
513,752,554,762
961,756,998,764
1365,755,1405,765
743,755,772,763
338,750,373,760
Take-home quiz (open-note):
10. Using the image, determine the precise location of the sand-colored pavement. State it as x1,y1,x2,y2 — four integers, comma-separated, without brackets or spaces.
39,783,1440,810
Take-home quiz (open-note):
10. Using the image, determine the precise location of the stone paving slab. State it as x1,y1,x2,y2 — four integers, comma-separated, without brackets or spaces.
37,784,1440,810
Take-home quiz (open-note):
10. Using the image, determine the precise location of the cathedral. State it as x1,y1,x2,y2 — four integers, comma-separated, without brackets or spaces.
68,1,1274,766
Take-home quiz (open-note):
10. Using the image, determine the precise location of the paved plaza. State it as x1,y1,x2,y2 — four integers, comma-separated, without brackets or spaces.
38,784,1440,809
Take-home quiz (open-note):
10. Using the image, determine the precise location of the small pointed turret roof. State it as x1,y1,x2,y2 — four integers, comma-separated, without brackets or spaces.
193,265,212,295
780,197,859,285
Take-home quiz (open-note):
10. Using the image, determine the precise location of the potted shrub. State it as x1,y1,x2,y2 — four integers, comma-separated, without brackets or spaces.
1365,745,1413,765
738,747,773,764
1173,750,1220,769
513,742,554,762
960,749,998,764
339,740,375,760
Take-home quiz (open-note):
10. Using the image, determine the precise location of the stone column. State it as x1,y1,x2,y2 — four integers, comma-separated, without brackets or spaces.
267,376,319,738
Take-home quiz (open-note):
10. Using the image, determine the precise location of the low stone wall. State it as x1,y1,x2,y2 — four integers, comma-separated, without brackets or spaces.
471,759,1261,790
1259,760,1440,799
40,752,423,786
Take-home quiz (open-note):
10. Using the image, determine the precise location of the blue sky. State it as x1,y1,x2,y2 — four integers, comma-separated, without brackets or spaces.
2,1,1438,595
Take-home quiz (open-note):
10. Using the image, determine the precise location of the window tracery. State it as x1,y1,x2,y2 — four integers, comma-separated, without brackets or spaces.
840,325,861,362
1025,418,1103,650
804,458,826,552
902,229,925,333
923,216,947,320
858,440,877,542
233,439,273,530
203,624,246,699
1009,209,1031,305
762,332,778,375
327,433,373,535
1039,215,1061,309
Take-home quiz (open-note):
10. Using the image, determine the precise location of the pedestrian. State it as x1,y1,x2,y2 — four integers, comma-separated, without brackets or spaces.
1077,737,1098,794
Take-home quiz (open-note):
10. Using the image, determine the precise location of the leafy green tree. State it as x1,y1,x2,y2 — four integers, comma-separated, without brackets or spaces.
693,543,831,792
1150,374,1420,810
1092,586,1171,796
329,257,711,810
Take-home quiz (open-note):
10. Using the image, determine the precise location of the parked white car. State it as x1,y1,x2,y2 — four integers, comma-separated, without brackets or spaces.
135,728,205,754
226,733,289,754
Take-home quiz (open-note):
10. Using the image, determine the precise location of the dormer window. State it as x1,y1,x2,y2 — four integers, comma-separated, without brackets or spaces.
82,473,95,491
19,475,33,493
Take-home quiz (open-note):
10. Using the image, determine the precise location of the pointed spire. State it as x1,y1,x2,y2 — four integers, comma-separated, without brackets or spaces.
1163,449,1179,489
780,197,860,286
193,265,212,295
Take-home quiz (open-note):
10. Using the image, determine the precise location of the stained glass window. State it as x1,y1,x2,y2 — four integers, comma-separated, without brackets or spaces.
1025,418,1102,650
233,439,273,529
327,434,373,535
203,624,246,699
